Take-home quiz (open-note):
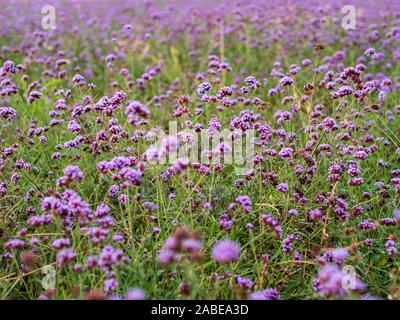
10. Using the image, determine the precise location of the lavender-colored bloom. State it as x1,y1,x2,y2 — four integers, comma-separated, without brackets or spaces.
219,213,234,231
314,264,365,299
28,90,42,104
212,240,241,264
160,136,180,154
0,107,17,121
279,147,293,158
322,248,349,265
118,194,128,204
293,251,302,263
333,85,353,98
280,76,294,86
30,237,40,246
125,101,150,126
235,276,254,289
27,214,52,226
2,60,15,72
63,165,84,181
52,238,71,249
157,249,179,265
282,234,302,254
364,48,375,56
125,288,146,300
385,240,398,257
313,264,347,298
360,295,380,300
104,278,118,292
378,90,386,102
250,288,280,300
203,202,212,210
108,185,120,197
72,74,84,86
56,248,76,267
68,120,81,133
113,234,124,243
4,239,25,250
358,220,377,231
236,195,252,214
197,82,212,95
309,208,323,221
364,239,373,247
245,76,260,89
379,218,396,226
182,239,202,251
86,256,98,269
119,167,142,186
394,208,400,222
276,183,288,193
261,214,283,239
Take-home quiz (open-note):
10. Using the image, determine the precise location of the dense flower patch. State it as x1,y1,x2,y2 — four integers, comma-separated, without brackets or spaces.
0,0,399,300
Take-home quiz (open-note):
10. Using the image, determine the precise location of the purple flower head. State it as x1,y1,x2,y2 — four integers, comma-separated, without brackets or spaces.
261,214,283,239
197,82,212,95
56,248,76,267
235,276,254,289
0,107,17,121
394,208,400,222
212,240,241,264
280,76,294,86
160,136,180,154
313,264,365,299
309,208,323,221
104,278,118,292
236,195,252,214
125,288,146,300
64,165,83,179
157,249,179,265
72,74,84,86
4,239,25,250
250,288,280,300
28,90,42,104
68,120,81,134
52,238,71,250
282,234,302,254
385,240,398,257
276,183,288,193
245,76,260,89
322,248,349,265
279,147,293,158
358,220,377,231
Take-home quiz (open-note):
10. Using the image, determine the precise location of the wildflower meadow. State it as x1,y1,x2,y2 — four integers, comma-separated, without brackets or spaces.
0,0,399,301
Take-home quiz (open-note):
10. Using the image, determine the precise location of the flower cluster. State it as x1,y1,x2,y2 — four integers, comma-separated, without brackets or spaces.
313,264,365,299
158,226,203,265
261,214,283,239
